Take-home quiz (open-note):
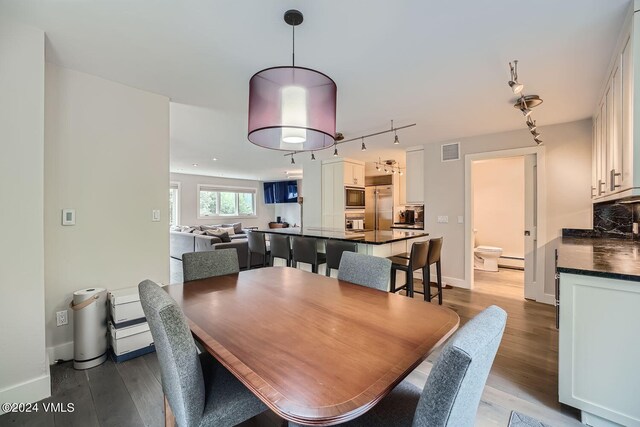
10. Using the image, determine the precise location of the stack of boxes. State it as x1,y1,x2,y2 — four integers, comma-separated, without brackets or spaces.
108,286,155,362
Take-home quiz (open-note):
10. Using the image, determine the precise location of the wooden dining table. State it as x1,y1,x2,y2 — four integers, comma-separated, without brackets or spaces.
164,266,459,426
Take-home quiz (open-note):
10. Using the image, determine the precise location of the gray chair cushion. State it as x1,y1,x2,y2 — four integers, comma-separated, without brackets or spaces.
337,252,392,291
199,352,268,427
182,249,240,281
139,280,266,427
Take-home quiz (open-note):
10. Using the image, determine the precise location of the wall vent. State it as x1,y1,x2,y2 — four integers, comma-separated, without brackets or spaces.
441,142,460,162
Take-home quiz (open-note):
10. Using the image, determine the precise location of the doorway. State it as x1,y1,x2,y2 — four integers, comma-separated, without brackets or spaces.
464,147,546,301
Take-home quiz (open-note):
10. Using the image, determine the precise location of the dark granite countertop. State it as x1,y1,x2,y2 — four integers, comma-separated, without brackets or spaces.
557,236,640,282
253,227,429,245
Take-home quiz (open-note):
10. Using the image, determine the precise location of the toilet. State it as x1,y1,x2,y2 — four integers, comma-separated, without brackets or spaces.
473,230,503,272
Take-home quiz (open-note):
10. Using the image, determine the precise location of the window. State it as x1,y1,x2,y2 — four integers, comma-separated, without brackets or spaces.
198,185,256,218
169,183,180,226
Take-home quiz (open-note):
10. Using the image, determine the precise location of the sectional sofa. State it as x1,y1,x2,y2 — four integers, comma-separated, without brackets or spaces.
170,223,265,269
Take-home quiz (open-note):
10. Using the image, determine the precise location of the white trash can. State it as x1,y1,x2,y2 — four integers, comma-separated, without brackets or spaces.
71,288,108,370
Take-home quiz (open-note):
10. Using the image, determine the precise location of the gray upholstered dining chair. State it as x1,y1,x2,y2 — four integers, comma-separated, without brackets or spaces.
291,236,326,274
289,305,507,427
138,280,267,427
182,249,239,282
337,252,392,291
246,230,269,269
270,234,292,266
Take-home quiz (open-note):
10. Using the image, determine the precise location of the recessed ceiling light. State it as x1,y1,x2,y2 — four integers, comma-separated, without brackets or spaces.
212,157,218,161
192,163,198,167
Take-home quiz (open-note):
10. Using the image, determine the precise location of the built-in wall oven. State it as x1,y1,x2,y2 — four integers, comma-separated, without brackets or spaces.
345,187,365,209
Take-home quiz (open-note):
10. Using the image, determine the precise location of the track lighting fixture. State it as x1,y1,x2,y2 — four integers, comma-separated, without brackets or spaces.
507,60,544,145
374,158,402,175
291,155,295,164
311,152,315,161
282,120,416,159
508,61,524,94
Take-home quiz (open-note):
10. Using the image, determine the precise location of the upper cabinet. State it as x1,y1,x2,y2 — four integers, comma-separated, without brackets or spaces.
343,161,365,187
592,7,638,202
405,148,424,204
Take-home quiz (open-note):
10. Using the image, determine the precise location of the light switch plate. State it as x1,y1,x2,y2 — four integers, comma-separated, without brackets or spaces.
62,209,76,226
437,215,449,223
152,209,160,222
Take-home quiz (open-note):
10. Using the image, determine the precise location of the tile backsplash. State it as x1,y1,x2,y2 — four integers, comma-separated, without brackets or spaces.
593,201,640,238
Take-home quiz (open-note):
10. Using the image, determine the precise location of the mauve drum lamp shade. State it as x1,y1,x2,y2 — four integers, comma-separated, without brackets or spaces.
248,66,337,152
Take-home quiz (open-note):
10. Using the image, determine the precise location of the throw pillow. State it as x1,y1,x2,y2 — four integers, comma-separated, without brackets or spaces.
204,229,231,243
192,229,205,235
223,223,243,234
218,226,235,236
201,224,220,231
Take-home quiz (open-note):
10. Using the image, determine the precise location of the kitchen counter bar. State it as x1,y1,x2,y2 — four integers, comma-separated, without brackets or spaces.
253,227,429,245
557,236,640,282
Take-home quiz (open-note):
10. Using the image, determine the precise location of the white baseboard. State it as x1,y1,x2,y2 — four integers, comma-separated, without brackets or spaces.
47,341,73,363
537,292,556,306
0,368,51,414
443,276,469,289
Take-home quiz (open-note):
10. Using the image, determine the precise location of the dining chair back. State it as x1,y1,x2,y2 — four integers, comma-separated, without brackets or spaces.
182,249,239,282
269,234,292,267
325,240,358,277
247,231,268,269
337,252,392,291
389,241,430,298
292,236,326,274
413,305,506,426
139,280,205,427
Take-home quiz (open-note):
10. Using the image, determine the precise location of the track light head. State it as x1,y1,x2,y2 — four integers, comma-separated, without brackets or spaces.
393,133,400,145
509,80,524,94
333,145,338,157
521,108,532,118
399,170,403,176
534,135,543,145
392,168,396,174
311,152,315,161
531,129,540,137
376,165,381,171
526,118,536,131
291,155,295,164
361,139,367,151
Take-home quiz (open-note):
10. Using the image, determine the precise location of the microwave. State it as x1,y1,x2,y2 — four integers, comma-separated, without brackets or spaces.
345,187,365,209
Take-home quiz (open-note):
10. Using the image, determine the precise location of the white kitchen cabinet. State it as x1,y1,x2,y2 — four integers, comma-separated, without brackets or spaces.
405,148,424,204
559,272,640,426
343,161,365,187
592,10,638,202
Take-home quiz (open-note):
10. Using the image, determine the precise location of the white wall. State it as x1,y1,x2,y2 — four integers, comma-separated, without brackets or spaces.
472,157,525,258
0,23,49,408
45,63,170,360
424,119,593,295
170,173,275,228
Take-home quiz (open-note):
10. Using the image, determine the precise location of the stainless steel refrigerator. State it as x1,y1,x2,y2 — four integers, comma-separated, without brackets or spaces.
365,185,393,231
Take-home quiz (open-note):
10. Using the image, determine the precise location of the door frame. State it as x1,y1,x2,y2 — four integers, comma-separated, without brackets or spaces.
464,146,547,301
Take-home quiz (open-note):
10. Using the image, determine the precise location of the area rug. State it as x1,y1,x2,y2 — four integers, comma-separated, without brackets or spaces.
508,411,552,427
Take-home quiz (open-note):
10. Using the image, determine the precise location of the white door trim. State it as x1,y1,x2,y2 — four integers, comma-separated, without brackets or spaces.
464,146,547,302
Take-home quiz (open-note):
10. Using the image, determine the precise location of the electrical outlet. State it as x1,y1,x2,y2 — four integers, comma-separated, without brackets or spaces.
152,209,160,222
437,216,449,223
56,310,68,327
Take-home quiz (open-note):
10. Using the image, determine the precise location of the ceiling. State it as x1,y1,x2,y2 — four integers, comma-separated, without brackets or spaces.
1,0,630,180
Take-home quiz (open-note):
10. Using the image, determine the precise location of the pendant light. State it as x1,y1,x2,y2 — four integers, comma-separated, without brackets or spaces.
248,10,337,152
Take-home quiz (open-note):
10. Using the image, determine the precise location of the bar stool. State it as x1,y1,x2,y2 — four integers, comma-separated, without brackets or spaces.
269,234,292,267
247,231,269,269
424,237,444,304
292,236,327,274
388,241,430,297
325,240,357,277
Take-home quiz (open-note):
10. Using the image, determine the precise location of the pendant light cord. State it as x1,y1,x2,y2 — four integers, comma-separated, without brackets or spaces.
292,23,295,67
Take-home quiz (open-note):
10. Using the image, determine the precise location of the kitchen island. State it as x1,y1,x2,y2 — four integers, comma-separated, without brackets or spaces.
253,227,429,259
